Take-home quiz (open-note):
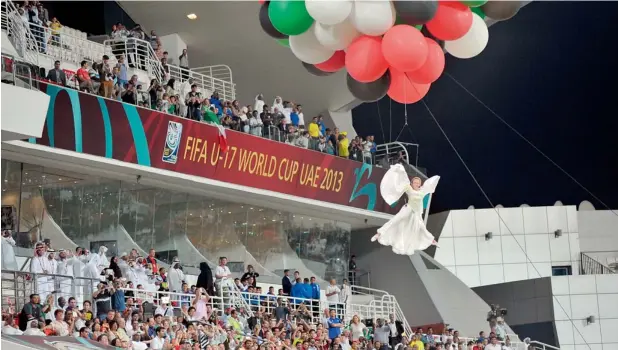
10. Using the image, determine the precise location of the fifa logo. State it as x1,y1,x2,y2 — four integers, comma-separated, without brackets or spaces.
162,121,183,164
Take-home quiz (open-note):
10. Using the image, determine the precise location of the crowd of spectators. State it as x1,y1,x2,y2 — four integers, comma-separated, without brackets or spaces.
2,238,514,350
6,2,380,164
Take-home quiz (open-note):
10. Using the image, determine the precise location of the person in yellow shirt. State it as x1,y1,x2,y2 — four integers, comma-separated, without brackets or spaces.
338,132,350,158
308,116,320,149
49,17,62,46
409,334,425,350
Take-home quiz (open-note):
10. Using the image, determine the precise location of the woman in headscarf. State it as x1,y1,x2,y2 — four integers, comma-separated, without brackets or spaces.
108,256,122,280
196,262,214,296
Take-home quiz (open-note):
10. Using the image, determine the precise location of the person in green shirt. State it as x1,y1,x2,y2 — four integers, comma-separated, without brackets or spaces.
201,104,221,125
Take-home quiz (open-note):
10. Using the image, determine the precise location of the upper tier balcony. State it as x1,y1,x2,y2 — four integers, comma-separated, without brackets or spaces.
7,79,412,218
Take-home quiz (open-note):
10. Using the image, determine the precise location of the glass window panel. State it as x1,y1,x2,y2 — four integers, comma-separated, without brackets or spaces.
133,188,156,251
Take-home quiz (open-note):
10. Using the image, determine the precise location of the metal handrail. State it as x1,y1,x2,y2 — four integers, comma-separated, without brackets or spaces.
375,141,420,168
5,19,113,67
580,252,616,275
1,0,40,66
104,37,160,83
103,38,236,102
192,65,235,99
527,340,560,350
1,269,101,314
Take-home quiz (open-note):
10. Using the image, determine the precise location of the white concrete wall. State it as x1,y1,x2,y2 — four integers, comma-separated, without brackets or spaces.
159,34,187,66
433,205,580,288
551,274,618,350
577,209,618,253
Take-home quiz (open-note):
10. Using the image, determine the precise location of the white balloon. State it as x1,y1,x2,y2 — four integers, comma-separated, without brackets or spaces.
444,13,489,59
290,23,336,64
306,0,353,26
314,19,360,51
350,0,395,36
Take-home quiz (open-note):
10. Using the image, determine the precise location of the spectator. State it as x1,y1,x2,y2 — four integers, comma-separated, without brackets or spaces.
22,320,45,336
50,309,70,336
98,55,113,98
362,136,375,164
121,82,138,104
338,132,350,158
116,55,129,87
295,131,310,149
373,319,391,350
327,309,343,340
485,337,501,350
145,248,158,274
325,279,341,313
249,110,263,136
179,48,189,79
387,314,404,348
2,315,23,335
46,60,66,86
350,315,367,341
92,282,115,321
282,269,293,295
185,84,202,120
308,116,320,148
1,230,18,270
348,255,357,286
49,17,61,46
241,265,260,288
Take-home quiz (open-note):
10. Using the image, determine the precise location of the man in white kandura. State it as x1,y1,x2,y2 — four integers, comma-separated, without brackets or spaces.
371,164,440,255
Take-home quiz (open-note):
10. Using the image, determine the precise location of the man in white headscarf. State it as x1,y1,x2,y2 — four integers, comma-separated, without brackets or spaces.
85,246,108,289
71,247,89,304
271,96,284,114
22,320,45,336
168,257,185,295
1,230,18,270
55,250,74,300
30,242,53,300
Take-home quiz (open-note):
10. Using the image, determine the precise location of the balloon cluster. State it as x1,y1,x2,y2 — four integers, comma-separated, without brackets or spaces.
259,0,523,105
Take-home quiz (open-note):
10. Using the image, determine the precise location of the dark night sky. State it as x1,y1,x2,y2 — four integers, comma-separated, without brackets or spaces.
353,1,618,213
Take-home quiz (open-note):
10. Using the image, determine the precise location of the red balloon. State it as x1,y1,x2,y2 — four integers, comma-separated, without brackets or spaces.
345,36,389,83
387,68,431,104
382,25,428,73
426,2,473,41
315,50,346,73
408,38,445,84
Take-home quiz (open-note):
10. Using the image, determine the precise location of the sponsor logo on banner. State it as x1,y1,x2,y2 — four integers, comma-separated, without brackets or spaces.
162,121,183,164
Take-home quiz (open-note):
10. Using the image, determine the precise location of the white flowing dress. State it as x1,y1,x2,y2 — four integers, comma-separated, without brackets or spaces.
374,164,440,255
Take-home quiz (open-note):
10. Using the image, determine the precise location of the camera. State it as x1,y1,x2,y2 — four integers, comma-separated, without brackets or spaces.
487,304,507,322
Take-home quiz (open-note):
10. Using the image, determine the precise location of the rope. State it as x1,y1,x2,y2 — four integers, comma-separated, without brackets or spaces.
444,71,617,217
389,97,393,142
375,101,386,144
421,98,593,350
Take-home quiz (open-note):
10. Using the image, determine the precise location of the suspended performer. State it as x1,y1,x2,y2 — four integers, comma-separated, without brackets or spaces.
372,164,440,255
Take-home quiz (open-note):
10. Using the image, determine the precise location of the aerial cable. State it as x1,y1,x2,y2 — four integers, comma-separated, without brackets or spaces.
444,71,617,217
375,101,387,144
421,98,593,350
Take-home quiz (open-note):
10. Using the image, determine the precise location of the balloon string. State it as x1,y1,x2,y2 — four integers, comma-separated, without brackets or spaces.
443,71,618,217
420,97,593,350
375,101,386,144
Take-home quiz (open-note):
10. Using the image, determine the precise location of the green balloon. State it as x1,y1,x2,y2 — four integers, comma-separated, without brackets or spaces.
276,38,290,47
394,16,424,30
471,6,486,19
461,0,488,7
268,1,314,36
